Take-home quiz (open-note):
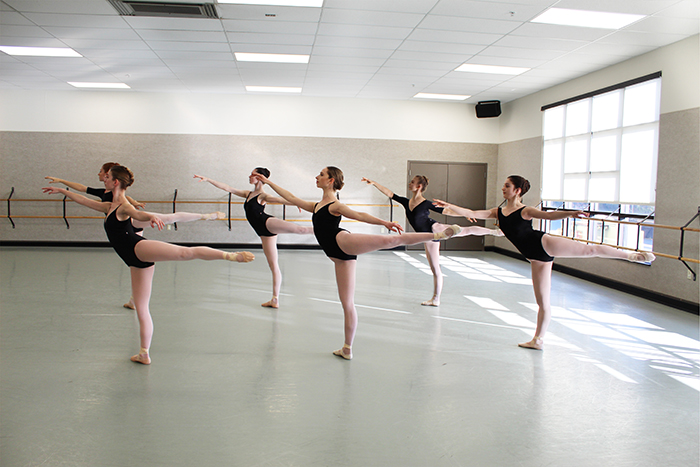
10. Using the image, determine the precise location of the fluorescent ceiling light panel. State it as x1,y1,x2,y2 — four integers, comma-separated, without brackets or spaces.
0,46,82,57
414,93,470,101
531,8,645,29
455,64,530,75
218,0,323,6
68,82,130,89
246,86,302,93
235,53,309,63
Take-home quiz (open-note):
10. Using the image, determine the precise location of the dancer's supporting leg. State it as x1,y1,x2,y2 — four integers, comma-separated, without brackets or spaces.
260,235,281,308
337,227,459,257
519,260,552,350
134,240,253,263
332,259,357,360
130,266,155,364
259,218,312,308
421,241,443,306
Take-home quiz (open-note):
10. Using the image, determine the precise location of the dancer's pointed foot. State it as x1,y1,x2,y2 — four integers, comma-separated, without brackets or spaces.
261,297,279,309
333,344,352,360
518,337,543,351
123,297,135,310
493,229,505,237
130,349,151,365
202,211,226,221
225,251,255,263
421,298,440,307
628,251,655,263
434,224,461,241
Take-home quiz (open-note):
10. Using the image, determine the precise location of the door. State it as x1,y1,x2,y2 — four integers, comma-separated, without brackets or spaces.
406,161,488,251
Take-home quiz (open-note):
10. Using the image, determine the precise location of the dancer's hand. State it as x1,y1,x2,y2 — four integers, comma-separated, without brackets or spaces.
44,176,60,184
433,199,457,215
385,221,404,234
252,173,270,185
193,174,208,182
572,210,589,218
42,186,64,195
150,215,165,231
132,201,146,210
361,177,374,185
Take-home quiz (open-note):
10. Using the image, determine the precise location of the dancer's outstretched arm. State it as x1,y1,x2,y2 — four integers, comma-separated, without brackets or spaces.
252,174,315,213
118,203,165,230
42,187,110,213
44,176,88,193
193,174,249,198
332,202,404,233
433,199,496,220
523,206,588,221
361,177,394,199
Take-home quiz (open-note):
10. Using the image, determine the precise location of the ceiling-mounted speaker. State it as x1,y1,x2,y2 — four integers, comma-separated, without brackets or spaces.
475,100,501,118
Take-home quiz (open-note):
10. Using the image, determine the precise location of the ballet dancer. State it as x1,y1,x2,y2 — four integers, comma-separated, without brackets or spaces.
193,168,314,309
47,163,227,309
363,175,503,306
434,175,655,351
43,165,254,365
253,166,462,360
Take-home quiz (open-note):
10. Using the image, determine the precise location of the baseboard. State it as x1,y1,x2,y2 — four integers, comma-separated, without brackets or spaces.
487,246,699,315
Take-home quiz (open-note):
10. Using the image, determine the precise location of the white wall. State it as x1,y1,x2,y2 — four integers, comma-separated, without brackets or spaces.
0,91,501,143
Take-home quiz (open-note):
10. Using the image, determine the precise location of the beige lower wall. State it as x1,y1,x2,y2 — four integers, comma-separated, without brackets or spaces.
495,108,699,305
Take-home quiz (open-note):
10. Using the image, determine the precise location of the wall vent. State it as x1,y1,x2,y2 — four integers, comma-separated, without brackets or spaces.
108,1,219,19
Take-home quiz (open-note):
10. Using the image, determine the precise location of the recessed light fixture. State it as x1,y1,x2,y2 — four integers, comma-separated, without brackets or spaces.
235,53,309,63
531,8,645,29
414,93,470,101
68,82,130,89
218,0,323,7
0,46,82,57
246,86,302,93
455,64,530,75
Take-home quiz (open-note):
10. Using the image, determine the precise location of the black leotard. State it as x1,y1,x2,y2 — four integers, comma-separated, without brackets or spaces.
88,187,143,233
391,194,444,232
104,207,154,268
87,187,112,202
312,202,357,261
497,207,553,262
244,193,276,237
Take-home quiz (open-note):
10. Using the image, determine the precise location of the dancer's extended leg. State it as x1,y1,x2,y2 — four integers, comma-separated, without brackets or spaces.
132,211,225,229
434,222,503,238
130,266,155,364
261,236,281,308
542,234,654,262
134,240,253,263
265,217,314,235
422,241,442,306
519,260,552,350
331,259,357,360
337,226,460,257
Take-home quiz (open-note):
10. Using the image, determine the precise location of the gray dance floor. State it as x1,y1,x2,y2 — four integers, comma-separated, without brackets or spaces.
1,246,698,466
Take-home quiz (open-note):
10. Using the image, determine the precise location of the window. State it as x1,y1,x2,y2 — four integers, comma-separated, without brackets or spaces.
540,73,661,252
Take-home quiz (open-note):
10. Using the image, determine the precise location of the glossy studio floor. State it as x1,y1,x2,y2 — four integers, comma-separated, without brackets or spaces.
1,246,698,467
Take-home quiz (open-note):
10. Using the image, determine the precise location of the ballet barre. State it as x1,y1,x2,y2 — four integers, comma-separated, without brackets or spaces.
0,188,392,232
